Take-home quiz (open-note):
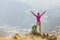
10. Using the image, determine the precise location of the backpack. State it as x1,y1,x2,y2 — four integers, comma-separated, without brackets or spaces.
31,25,37,33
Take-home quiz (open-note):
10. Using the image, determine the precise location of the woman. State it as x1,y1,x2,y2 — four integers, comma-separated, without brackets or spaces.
31,10,47,33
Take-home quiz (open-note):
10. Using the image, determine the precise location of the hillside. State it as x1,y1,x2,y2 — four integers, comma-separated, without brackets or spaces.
0,33,59,40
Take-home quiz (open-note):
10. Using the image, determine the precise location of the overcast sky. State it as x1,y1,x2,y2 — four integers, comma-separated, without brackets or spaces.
17,0,60,9
0,0,60,34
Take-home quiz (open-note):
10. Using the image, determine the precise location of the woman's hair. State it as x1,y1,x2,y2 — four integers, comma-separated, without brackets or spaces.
37,13,40,15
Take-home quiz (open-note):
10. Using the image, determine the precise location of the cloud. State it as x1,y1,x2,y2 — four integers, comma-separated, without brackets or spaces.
41,15,48,23
17,0,60,9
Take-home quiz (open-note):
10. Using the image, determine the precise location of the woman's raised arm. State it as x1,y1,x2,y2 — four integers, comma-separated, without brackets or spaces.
31,11,37,17
40,10,47,16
